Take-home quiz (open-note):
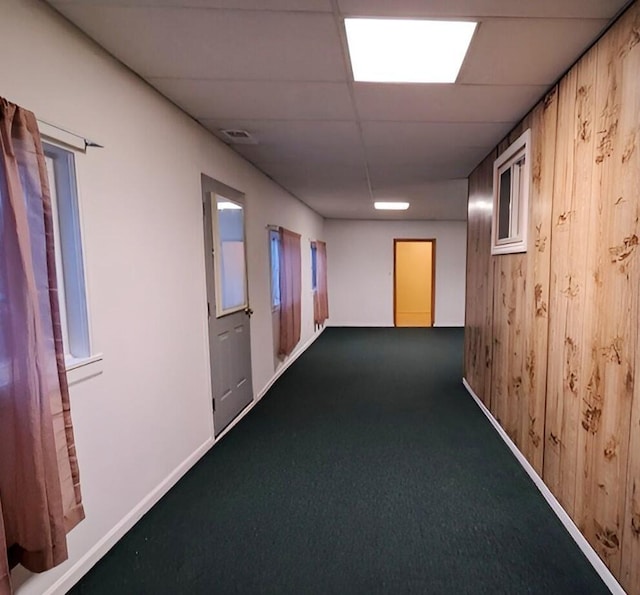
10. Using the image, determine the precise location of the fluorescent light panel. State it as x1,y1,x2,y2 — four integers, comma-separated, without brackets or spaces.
375,201,410,211
345,18,477,83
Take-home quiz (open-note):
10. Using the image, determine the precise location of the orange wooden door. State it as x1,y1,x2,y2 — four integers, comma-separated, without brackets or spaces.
394,240,434,327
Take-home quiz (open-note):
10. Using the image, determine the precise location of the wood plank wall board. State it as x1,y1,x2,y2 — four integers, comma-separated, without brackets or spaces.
574,11,639,575
464,1,640,591
491,132,525,438
487,105,555,474
543,54,598,520
491,253,519,434
620,5,640,588
520,94,557,473
464,162,480,395
464,151,496,406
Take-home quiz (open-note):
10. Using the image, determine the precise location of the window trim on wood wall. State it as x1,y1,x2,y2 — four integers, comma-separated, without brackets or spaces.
491,128,531,255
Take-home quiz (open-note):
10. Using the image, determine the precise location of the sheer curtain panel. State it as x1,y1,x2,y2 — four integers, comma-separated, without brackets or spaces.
278,227,301,356
0,98,84,595
313,241,329,327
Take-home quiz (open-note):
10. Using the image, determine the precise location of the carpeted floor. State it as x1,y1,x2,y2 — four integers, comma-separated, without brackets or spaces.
70,327,608,594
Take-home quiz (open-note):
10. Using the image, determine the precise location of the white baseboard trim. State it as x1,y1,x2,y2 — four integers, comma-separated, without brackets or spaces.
43,437,214,595
40,327,325,595
213,327,325,443
257,327,325,401
213,327,324,444
462,378,625,595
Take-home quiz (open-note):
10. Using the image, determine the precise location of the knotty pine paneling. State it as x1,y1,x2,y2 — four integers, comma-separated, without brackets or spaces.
488,93,557,474
464,1,640,591
571,14,638,575
543,52,598,520
606,4,640,586
464,151,495,406
518,95,556,472
621,5,640,588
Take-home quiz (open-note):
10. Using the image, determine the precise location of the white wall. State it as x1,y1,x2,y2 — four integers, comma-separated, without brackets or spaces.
325,220,467,327
1,1,324,593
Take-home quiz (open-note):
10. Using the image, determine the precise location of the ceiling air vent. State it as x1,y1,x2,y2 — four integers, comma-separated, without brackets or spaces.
219,129,258,145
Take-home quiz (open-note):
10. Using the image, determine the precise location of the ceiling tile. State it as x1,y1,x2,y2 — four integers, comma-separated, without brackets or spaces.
274,169,370,200
337,0,627,19
368,152,486,183
260,162,369,187
459,18,610,85
53,0,330,9
353,83,547,123
52,5,346,80
311,180,469,220
369,178,469,219
224,156,371,214
149,79,355,120
362,121,509,181
362,121,511,157
202,119,365,164
304,194,374,220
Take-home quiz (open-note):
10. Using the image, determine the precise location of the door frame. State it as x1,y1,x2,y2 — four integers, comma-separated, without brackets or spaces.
201,174,254,436
393,238,436,327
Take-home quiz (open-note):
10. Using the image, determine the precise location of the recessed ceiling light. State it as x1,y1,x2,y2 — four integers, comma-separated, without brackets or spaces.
344,18,477,83
375,201,410,211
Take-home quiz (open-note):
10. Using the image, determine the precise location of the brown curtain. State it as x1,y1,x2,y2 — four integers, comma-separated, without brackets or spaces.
313,241,329,328
0,98,84,595
278,227,301,356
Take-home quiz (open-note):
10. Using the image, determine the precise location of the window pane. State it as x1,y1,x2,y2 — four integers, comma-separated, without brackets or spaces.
216,198,246,312
269,230,280,307
45,156,71,353
42,142,90,360
311,243,317,291
498,168,512,240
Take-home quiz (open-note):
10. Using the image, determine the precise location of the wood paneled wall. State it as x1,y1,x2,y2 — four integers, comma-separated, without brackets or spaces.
464,148,495,406
464,2,640,592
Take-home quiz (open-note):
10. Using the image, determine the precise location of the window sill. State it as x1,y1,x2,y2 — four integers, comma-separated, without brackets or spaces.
65,353,103,386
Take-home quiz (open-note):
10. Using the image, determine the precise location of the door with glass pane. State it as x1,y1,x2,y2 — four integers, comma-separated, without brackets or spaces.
201,175,253,435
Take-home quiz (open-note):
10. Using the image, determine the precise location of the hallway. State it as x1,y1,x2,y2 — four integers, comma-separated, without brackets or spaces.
71,329,606,594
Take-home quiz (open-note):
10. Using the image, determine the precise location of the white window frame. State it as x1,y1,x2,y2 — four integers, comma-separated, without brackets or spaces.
42,137,101,381
491,129,531,255
211,193,249,317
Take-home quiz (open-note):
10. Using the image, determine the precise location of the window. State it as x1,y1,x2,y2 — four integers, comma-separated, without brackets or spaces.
491,129,531,255
43,141,91,364
212,195,248,316
310,242,318,291
269,229,281,309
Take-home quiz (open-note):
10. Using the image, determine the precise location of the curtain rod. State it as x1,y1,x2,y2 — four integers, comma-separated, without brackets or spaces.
37,119,103,151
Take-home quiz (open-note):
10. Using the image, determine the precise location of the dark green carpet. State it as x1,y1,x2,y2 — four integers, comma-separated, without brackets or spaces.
70,328,608,594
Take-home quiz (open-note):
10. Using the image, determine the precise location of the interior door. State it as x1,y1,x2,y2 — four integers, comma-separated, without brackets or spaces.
394,239,435,327
201,174,253,435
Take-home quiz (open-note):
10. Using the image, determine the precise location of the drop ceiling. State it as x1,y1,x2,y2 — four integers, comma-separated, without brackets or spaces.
47,0,629,220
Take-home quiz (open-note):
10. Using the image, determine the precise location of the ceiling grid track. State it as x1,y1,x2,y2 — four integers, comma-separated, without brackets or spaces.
329,0,376,205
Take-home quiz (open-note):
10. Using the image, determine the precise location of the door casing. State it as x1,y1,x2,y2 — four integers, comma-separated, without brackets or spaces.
201,174,253,435
393,239,436,327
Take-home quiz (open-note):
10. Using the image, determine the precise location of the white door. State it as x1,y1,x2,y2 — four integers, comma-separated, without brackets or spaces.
201,175,253,434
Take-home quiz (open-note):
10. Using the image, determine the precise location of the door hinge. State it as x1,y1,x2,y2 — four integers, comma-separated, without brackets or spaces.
203,202,206,217
207,302,211,318
212,399,216,412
